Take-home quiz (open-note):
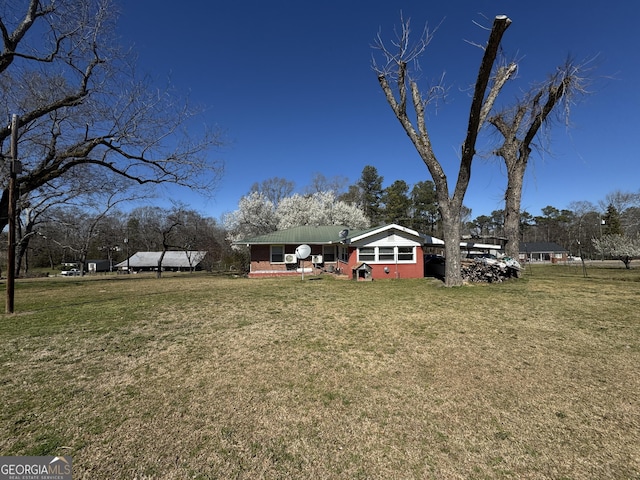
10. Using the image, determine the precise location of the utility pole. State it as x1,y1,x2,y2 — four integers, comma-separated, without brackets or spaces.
6,114,19,314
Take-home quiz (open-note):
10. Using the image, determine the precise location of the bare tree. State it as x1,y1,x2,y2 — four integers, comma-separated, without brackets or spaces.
490,59,589,259
15,184,71,276
81,190,142,273
0,0,224,231
304,172,349,196
126,206,162,252
567,200,599,259
127,204,185,278
15,162,149,275
373,15,514,286
169,206,220,272
599,190,639,216
249,177,295,207
156,214,182,279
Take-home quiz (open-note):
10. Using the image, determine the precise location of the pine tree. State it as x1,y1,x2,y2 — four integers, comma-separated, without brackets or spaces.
357,165,384,225
410,181,439,234
603,204,623,235
382,180,411,225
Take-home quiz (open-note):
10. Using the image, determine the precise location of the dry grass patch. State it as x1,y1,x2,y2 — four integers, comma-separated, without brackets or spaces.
1,269,638,479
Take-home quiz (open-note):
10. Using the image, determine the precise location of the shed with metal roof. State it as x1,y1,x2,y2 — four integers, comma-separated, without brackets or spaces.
115,251,207,272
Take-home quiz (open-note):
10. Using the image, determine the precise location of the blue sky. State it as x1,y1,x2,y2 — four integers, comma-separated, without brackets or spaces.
117,1,639,221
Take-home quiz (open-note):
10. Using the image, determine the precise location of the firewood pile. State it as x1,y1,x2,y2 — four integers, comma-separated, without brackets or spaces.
461,257,521,283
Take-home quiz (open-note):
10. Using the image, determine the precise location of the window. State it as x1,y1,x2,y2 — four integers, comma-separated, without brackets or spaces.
358,247,375,262
338,245,349,262
378,247,395,261
323,245,336,262
357,246,416,263
398,246,414,261
271,245,284,263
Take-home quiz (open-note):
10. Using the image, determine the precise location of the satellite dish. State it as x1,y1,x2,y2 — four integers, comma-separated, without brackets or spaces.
295,244,311,259
339,229,349,240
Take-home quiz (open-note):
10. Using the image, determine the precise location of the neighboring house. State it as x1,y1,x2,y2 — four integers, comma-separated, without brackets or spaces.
86,259,111,273
460,235,507,255
519,242,569,263
460,241,503,258
115,251,207,272
236,224,444,280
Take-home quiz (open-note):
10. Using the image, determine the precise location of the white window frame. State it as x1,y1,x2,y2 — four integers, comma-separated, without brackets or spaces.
356,246,416,263
358,247,376,262
378,246,395,262
397,246,414,261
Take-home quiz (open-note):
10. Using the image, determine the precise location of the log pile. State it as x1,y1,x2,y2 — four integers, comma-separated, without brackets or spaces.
461,258,521,283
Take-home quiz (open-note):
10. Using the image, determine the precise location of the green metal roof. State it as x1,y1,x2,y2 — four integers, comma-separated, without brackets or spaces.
237,225,368,245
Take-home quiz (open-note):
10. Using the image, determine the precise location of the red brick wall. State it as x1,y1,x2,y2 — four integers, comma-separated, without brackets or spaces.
249,244,425,279
249,245,337,278
346,247,425,280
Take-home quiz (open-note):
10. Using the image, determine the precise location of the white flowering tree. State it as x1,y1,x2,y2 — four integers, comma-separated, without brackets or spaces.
225,190,369,272
592,234,640,269
276,192,369,230
225,190,369,244
223,192,277,245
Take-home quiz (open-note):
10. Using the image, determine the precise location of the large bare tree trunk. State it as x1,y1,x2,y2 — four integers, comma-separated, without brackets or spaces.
439,204,462,283
503,161,527,259
374,15,513,286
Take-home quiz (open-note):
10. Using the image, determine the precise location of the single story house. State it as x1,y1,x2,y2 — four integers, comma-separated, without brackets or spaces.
519,242,569,263
86,259,112,273
236,224,444,280
115,251,207,272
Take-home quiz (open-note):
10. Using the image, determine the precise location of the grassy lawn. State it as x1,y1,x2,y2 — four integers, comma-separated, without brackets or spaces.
1,266,638,479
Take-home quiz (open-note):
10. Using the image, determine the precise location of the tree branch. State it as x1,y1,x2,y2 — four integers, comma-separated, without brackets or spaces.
460,15,512,165
479,62,517,131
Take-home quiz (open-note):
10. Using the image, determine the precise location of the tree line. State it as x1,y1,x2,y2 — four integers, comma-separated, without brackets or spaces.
227,171,640,268
469,195,640,263
5,204,234,277
6,166,638,276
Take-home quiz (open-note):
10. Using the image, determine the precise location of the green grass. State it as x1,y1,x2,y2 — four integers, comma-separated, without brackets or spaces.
1,267,639,479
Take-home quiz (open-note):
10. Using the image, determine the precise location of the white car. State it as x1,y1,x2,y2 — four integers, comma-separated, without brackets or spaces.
61,268,81,276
